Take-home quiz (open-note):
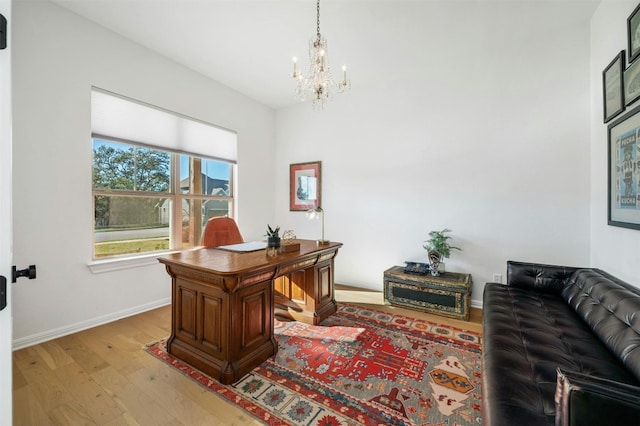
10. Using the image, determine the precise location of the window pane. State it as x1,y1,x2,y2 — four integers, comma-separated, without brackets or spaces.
92,138,234,259
94,195,170,258
93,139,170,192
180,154,231,195
180,198,231,248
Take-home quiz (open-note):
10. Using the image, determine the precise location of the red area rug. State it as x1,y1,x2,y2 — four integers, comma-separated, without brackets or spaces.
145,303,483,426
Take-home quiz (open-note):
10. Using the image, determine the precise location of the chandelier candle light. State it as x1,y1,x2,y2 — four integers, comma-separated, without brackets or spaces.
292,0,350,108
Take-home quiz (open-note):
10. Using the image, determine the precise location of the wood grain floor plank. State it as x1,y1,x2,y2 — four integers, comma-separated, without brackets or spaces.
12,357,28,390
52,361,123,424
76,331,156,377
91,365,181,426
48,402,99,425
13,347,76,413
124,310,171,340
126,363,229,425
144,356,262,425
12,386,51,426
33,339,75,371
56,333,111,375
102,413,142,426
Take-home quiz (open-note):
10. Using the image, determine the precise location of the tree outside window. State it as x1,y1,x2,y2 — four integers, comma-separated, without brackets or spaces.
92,139,233,259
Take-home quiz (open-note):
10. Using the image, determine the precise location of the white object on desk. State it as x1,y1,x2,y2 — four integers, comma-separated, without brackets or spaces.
216,241,267,252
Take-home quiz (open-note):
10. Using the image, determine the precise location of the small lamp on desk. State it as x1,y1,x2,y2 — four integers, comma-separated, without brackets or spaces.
306,206,329,245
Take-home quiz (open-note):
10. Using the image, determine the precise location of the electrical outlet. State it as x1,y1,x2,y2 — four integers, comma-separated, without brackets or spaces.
493,273,502,283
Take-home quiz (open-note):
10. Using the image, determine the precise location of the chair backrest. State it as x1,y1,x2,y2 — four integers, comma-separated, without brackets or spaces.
201,217,243,248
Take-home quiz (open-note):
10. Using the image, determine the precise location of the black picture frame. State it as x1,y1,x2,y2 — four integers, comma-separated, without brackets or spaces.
607,103,640,230
628,3,640,63
603,51,625,122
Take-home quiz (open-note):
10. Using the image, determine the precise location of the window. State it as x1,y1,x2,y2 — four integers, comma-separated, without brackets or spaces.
91,88,236,260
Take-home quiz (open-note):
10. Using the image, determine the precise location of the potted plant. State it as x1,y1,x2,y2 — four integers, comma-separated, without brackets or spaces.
423,228,461,276
266,225,281,255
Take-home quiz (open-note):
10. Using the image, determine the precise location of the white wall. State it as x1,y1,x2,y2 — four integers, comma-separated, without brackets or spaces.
12,0,617,345
591,1,640,285
11,0,275,346
276,1,593,305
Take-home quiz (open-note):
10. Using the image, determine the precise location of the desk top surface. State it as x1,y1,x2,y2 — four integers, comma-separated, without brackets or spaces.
158,239,343,276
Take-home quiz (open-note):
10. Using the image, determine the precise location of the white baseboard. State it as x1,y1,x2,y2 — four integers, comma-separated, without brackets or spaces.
12,297,171,350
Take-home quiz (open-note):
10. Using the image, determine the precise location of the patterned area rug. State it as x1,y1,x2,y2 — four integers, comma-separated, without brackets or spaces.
145,303,483,426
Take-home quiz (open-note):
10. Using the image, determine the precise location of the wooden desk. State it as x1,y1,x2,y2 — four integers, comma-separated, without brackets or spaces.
158,240,342,384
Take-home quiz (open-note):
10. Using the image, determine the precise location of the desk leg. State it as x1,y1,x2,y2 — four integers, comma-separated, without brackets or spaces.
314,261,338,322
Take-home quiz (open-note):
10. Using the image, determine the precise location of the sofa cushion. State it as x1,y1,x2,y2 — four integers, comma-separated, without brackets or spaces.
562,269,640,383
482,283,639,426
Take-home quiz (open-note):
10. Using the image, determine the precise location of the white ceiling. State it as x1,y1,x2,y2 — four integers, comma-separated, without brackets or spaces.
50,0,600,110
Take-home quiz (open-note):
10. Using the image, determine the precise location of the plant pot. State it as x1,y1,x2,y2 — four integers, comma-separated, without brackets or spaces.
427,250,442,276
267,236,281,256
267,236,281,248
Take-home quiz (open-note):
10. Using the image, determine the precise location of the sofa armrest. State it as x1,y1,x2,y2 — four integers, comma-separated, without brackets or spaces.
555,368,640,426
506,261,581,294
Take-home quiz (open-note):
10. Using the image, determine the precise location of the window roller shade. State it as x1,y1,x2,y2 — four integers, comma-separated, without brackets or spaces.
91,89,237,163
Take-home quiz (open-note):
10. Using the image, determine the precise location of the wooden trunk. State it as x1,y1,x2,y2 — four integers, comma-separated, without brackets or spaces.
383,266,472,321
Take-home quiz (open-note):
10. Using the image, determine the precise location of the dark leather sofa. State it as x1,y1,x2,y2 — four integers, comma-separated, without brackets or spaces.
482,261,640,426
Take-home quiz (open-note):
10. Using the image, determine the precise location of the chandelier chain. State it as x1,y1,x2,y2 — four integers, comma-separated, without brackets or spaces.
316,0,321,38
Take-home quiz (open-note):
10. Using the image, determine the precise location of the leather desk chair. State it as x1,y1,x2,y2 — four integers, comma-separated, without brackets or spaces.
201,217,243,248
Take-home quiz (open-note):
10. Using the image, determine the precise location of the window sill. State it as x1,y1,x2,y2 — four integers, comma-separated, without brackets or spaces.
88,251,178,274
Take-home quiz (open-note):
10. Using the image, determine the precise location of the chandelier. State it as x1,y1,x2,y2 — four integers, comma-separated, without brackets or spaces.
291,0,350,108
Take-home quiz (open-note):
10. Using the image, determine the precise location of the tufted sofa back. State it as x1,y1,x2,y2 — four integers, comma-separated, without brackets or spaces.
561,269,640,383
507,261,580,294
506,261,640,383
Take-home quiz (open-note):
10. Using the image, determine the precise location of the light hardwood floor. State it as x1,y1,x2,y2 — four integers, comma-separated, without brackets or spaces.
13,285,482,425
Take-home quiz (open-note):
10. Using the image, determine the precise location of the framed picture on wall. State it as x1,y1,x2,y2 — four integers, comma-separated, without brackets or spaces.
290,161,321,211
624,58,640,106
608,103,640,230
603,51,625,122
628,3,640,63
